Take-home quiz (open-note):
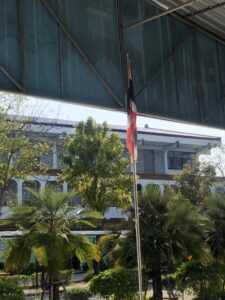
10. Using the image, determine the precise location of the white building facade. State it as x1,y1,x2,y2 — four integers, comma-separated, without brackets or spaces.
2,118,221,217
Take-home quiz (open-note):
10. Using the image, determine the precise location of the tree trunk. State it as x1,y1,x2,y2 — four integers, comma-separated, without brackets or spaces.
152,256,163,300
53,282,60,300
49,276,53,300
49,274,60,300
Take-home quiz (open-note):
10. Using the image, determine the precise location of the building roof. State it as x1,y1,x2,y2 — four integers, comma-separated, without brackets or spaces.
148,0,225,44
25,116,221,142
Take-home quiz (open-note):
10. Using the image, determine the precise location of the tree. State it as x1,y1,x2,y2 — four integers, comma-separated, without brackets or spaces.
1,188,100,300
0,105,49,211
175,160,216,206
60,117,132,212
99,184,210,300
174,259,225,300
207,194,225,259
201,145,225,179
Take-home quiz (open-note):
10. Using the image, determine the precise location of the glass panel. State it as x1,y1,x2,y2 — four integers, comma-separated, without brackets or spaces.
168,151,193,170
2,180,17,206
22,180,40,204
46,181,62,192
67,184,83,206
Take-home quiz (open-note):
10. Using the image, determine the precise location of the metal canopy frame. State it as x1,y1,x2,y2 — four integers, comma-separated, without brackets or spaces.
123,0,198,30
185,1,225,18
122,0,225,125
146,0,225,44
0,0,225,128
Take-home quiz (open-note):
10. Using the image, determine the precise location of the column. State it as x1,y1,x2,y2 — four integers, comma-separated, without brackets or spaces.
53,142,57,169
17,179,23,205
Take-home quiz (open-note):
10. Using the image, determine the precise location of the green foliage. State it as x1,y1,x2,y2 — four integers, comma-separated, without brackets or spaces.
99,184,210,299
30,269,73,286
207,194,225,259
0,281,25,300
1,188,100,296
68,288,91,300
60,117,132,212
0,269,73,287
174,260,225,300
175,160,216,206
89,267,138,300
0,274,29,286
0,107,49,208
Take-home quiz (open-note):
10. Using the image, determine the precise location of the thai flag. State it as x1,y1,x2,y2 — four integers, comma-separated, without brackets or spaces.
126,55,137,163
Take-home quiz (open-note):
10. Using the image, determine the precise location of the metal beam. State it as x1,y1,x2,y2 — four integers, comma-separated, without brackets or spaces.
0,65,24,92
135,31,192,100
123,0,198,30
146,0,225,46
185,1,225,18
41,0,123,108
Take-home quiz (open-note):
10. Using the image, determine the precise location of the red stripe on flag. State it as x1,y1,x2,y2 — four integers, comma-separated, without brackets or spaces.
126,100,137,162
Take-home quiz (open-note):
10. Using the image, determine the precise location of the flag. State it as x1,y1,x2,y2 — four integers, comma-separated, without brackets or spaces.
126,55,137,163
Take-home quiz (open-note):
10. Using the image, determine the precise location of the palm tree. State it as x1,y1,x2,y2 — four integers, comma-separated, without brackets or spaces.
0,188,101,300
99,184,210,300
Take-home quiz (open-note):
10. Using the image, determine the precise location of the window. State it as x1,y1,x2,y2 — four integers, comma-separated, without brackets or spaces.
137,184,142,192
167,151,194,170
46,181,63,192
144,150,154,173
0,242,4,251
57,144,65,169
2,180,17,205
40,146,53,168
22,180,40,204
67,184,83,206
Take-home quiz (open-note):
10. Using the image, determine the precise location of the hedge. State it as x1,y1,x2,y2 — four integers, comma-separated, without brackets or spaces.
0,269,73,287
89,267,138,300
68,288,91,300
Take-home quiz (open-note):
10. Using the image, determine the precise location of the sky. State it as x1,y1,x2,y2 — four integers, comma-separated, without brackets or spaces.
2,91,225,144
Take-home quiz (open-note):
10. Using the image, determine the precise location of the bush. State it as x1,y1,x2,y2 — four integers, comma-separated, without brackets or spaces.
89,267,138,300
174,260,225,300
31,269,73,287
0,269,73,288
59,269,73,284
0,281,25,300
0,274,30,287
68,288,91,300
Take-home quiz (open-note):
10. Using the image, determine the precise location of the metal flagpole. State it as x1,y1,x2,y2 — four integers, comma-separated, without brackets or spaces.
132,159,143,300
126,52,142,299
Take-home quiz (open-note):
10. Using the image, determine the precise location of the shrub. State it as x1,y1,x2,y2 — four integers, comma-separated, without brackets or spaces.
174,260,225,300
0,274,30,287
68,288,91,300
0,281,25,300
59,269,73,285
0,269,73,288
31,269,73,287
89,267,138,300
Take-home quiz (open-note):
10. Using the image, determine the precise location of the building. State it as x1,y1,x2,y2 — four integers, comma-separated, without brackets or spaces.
0,117,221,258
1,117,221,213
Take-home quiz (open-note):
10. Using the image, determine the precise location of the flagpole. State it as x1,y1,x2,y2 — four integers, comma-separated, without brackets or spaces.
132,159,143,300
126,53,142,299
